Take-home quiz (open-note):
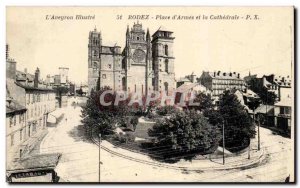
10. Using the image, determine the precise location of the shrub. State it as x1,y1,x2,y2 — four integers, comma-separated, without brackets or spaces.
115,132,136,143
156,105,178,116
148,110,221,159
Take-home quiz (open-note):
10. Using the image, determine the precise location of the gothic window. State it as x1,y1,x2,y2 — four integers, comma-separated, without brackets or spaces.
165,59,169,73
122,77,126,91
93,50,98,58
137,37,140,40
164,82,169,93
93,62,97,68
122,61,126,70
164,45,168,56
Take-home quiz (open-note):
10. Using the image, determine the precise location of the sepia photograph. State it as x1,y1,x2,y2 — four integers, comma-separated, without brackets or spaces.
5,6,295,183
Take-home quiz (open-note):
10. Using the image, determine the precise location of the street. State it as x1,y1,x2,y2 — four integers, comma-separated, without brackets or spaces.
39,99,293,182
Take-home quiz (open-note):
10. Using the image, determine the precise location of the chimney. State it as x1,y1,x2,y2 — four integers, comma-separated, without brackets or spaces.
229,72,232,77
34,67,40,88
6,59,16,80
213,71,216,77
237,73,240,78
6,44,9,60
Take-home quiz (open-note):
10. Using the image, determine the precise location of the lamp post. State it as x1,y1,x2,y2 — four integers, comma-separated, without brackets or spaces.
99,133,101,183
222,119,225,165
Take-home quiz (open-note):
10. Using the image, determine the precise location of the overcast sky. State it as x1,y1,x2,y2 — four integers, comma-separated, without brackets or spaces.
7,7,293,85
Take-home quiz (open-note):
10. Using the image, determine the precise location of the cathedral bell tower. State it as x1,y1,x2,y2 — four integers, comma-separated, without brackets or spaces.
151,27,175,93
88,27,102,93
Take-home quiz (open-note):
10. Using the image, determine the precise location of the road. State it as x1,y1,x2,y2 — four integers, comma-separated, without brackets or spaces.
39,98,293,182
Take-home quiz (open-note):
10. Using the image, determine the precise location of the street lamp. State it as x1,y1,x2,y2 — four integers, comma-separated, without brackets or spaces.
99,133,101,183
222,119,225,165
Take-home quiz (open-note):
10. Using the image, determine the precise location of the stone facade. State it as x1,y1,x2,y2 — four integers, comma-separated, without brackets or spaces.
199,71,245,98
88,23,176,95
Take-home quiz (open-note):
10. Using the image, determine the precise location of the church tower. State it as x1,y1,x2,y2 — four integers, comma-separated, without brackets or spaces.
88,27,102,93
123,22,151,95
151,27,175,93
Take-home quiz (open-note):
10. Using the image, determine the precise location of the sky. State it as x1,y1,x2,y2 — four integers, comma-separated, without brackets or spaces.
6,7,294,84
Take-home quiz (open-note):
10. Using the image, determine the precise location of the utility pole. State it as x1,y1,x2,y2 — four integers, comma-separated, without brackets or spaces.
222,120,225,165
258,117,261,151
99,133,101,183
248,109,255,160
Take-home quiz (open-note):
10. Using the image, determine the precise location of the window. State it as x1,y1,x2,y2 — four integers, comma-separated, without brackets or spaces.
164,45,168,56
108,64,112,69
93,62,97,68
164,82,169,93
280,107,285,114
165,59,169,73
20,129,23,141
137,37,140,40
93,50,98,58
102,74,106,79
13,116,16,126
9,117,13,127
19,114,22,123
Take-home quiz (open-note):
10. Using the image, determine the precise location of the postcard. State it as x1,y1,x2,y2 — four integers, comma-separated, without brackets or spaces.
6,6,294,183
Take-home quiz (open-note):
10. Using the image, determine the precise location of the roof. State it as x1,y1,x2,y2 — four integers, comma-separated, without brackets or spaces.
177,77,191,83
6,99,27,114
16,70,34,82
176,83,208,93
243,89,260,99
15,81,54,92
202,71,243,80
7,153,61,173
255,105,274,115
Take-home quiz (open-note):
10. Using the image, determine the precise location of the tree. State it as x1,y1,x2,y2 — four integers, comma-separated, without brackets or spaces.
218,90,256,152
187,92,214,112
148,110,221,159
248,78,277,105
81,87,119,136
259,87,277,105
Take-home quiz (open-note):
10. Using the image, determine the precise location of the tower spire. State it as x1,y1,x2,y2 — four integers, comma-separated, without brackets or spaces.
146,28,150,42
126,25,130,37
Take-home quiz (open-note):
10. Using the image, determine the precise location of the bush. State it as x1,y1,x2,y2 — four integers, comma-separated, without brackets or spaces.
115,132,136,143
156,105,178,116
148,110,221,159
119,116,139,131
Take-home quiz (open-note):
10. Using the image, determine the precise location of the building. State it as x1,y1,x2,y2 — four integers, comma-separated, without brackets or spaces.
88,23,176,95
244,73,292,102
58,67,69,85
176,72,197,88
199,71,245,99
175,82,210,106
274,98,292,133
6,56,56,162
6,90,27,162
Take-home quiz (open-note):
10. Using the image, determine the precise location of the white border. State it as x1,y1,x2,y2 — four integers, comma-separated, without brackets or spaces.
0,0,298,188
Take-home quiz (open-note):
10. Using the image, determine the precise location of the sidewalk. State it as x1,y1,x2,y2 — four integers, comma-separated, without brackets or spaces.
91,127,265,172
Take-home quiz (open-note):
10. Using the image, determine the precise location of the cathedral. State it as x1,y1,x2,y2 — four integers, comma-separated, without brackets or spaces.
88,22,175,95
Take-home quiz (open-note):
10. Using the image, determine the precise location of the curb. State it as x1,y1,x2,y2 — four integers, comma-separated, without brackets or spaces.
89,126,265,172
